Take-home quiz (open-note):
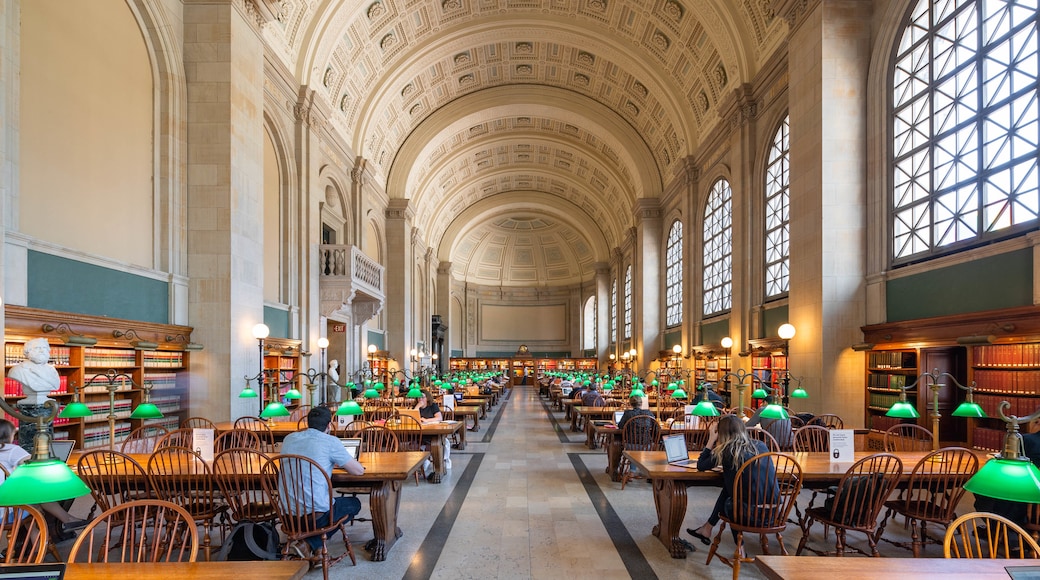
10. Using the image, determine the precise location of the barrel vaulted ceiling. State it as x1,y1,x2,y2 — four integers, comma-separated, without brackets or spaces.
262,0,785,286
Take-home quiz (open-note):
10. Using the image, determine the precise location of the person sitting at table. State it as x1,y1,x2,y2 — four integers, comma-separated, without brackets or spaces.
974,415,1040,531
570,381,588,401
415,389,450,475
686,414,779,551
0,419,89,535
617,395,653,430
279,406,365,554
581,382,605,407
746,395,793,450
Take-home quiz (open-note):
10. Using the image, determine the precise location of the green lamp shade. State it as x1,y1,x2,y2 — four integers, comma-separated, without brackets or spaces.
603,382,613,391
964,457,1040,503
667,382,678,391
336,401,364,416
885,400,920,419
58,401,92,419
671,388,687,399
284,388,302,400
692,400,721,417
406,387,422,398
129,403,164,419
239,386,258,398
751,388,768,399
651,379,658,386
952,401,987,418
374,382,385,391
630,388,645,398
259,402,291,419
0,459,91,506
363,387,380,399
759,403,789,420
790,388,809,399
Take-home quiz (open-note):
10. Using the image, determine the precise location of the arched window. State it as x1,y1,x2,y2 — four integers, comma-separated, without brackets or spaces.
891,0,1039,263
665,220,683,326
583,296,596,351
623,266,633,339
765,115,790,298
610,278,618,343
703,179,733,316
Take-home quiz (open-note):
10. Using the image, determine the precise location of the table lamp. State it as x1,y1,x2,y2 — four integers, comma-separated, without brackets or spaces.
964,400,1040,503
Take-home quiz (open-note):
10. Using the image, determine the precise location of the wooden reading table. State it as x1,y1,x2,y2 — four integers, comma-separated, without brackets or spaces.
65,560,308,579
755,555,1032,579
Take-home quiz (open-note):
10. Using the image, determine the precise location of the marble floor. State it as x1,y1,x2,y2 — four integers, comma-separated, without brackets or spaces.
56,386,965,579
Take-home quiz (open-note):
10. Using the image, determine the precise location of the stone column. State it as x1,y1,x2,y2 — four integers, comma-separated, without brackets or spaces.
385,199,414,368
0,1,19,322
594,262,610,364
778,0,871,423
437,261,452,355
184,0,270,420
633,199,662,364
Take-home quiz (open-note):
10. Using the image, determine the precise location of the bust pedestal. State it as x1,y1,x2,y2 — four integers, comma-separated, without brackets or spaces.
15,402,53,453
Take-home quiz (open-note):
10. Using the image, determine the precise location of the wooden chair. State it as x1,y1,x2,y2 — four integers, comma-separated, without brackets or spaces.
883,423,934,452
793,425,832,453
67,499,198,563
795,453,903,557
944,512,1040,558
234,416,276,453
387,415,424,485
359,425,399,452
180,417,217,430
147,446,229,561
214,428,262,452
155,428,194,450
364,405,395,422
0,504,48,564
878,447,979,557
120,424,168,454
260,454,357,580
620,415,661,489
77,449,151,514
789,415,806,429
748,427,781,453
705,452,803,579
212,447,278,524
809,414,844,429
441,409,461,447
288,405,312,424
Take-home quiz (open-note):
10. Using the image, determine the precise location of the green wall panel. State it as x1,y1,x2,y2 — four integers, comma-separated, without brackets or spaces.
887,249,1032,321
701,319,730,345
28,251,168,323
263,306,290,339
663,329,681,349
367,331,385,350
762,305,790,336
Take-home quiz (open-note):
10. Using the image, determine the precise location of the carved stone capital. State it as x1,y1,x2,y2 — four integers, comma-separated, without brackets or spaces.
771,0,820,31
385,199,414,222
633,198,662,220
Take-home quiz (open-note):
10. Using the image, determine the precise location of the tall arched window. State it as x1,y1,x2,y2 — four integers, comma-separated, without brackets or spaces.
623,266,633,339
703,179,733,316
892,0,1039,263
583,296,596,351
665,220,683,326
610,278,618,343
765,115,790,298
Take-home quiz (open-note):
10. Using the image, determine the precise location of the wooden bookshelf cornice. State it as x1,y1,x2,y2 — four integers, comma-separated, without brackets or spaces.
4,305,194,350
861,305,1040,347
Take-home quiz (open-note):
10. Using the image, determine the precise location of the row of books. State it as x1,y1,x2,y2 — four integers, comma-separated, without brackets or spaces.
867,373,910,390
868,414,907,432
83,348,137,368
4,375,70,396
972,426,1007,451
867,351,916,369
82,421,131,448
82,382,134,394
82,399,133,421
141,417,179,432
5,344,72,366
265,356,299,370
142,351,185,368
867,391,901,409
973,369,1040,393
144,372,178,391
151,395,181,414
974,344,1040,367
751,355,788,369
973,394,1040,419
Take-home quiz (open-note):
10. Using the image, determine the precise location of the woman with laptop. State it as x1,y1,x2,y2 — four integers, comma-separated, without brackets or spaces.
685,414,779,551
414,390,448,478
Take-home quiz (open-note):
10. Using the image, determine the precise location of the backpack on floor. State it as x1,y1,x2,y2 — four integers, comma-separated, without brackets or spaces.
216,521,280,561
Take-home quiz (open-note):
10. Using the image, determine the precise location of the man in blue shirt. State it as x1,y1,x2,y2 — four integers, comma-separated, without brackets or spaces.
280,406,365,551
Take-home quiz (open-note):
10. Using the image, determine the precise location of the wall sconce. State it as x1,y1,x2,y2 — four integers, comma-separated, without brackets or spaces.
112,329,158,350
851,342,875,352
41,323,97,346
165,333,204,351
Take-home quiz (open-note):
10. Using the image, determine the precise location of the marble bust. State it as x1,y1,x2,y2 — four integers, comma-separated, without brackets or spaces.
9,338,61,406
327,359,341,404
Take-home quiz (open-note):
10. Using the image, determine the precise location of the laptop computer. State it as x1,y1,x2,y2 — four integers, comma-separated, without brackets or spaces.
613,410,625,425
398,408,424,423
339,437,362,460
0,563,66,580
50,439,75,463
662,434,697,468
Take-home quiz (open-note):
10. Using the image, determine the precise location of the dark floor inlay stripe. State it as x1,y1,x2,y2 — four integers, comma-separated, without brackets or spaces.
540,395,572,442
402,452,486,580
569,453,658,580
480,393,510,443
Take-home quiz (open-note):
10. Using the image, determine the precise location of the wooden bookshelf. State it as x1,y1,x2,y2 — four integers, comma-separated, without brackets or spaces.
3,306,195,450
863,349,918,433
262,337,302,407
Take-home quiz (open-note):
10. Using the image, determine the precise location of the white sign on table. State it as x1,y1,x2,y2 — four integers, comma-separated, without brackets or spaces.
829,429,855,462
442,394,455,410
192,428,214,463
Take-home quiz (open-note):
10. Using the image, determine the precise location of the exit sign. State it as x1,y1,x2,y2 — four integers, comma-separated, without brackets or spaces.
332,324,346,333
